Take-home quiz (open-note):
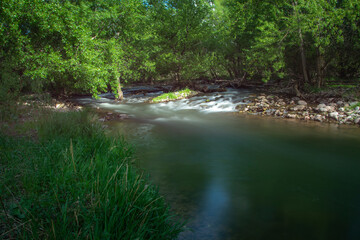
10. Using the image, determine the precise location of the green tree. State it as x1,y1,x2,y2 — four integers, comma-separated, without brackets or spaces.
148,0,212,82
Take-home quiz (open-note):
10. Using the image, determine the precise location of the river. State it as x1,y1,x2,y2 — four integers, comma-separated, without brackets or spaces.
78,87,360,240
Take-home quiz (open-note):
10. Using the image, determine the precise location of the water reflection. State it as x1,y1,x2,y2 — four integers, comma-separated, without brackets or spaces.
131,119,360,240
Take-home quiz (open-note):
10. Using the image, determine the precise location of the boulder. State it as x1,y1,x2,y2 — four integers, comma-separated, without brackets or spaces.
297,100,307,106
329,112,339,120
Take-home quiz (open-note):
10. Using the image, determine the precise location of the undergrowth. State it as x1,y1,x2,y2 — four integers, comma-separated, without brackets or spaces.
0,111,183,239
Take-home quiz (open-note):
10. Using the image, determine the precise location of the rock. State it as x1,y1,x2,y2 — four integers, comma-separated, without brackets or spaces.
319,106,335,112
350,101,359,106
315,115,324,122
327,106,335,112
119,114,129,119
286,114,297,119
56,103,65,109
355,106,360,111
337,101,344,106
316,103,327,109
355,118,360,124
302,111,309,116
345,116,354,123
298,100,307,106
329,112,339,120
293,105,306,111
319,107,328,112
236,104,247,111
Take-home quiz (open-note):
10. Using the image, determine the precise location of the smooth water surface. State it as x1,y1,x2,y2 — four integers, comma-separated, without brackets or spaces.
79,88,360,240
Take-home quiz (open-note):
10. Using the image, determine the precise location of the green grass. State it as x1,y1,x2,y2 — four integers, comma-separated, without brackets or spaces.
0,111,183,239
151,88,197,103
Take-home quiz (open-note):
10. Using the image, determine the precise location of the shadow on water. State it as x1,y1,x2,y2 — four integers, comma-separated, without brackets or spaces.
79,89,360,240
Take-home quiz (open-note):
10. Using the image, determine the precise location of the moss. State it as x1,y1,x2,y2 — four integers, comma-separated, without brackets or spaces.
151,88,198,103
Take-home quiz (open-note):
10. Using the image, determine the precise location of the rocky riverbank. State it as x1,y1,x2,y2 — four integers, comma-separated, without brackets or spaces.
237,94,360,125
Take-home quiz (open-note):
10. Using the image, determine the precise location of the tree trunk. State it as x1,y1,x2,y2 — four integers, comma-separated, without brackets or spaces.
227,67,234,79
175,66,181,83
294,1,309,89
316,48,325,88
116,77,123,101
299,28,309,87
147,75,153,85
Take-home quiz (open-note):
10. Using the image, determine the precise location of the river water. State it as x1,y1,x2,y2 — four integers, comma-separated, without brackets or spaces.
78,87,360,240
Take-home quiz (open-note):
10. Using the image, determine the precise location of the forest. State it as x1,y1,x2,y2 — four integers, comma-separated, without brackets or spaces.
1,0,359,101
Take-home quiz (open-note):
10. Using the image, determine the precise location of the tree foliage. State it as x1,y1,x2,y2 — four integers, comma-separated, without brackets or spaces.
1,0,359,99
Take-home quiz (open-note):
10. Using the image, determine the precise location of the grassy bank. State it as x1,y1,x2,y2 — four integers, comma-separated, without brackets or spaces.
0,110,183,239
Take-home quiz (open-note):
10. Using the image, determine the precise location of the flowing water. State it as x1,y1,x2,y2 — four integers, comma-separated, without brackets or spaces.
78,87,360,240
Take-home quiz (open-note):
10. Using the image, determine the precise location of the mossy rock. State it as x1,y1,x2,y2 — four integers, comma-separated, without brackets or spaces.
150,88,198,103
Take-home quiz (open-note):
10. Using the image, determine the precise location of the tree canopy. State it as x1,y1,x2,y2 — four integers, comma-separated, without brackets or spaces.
1,0,359,99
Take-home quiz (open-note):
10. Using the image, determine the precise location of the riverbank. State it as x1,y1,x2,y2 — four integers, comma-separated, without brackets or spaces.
236,92,360,126
122,82,360,126
0,102,183,239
